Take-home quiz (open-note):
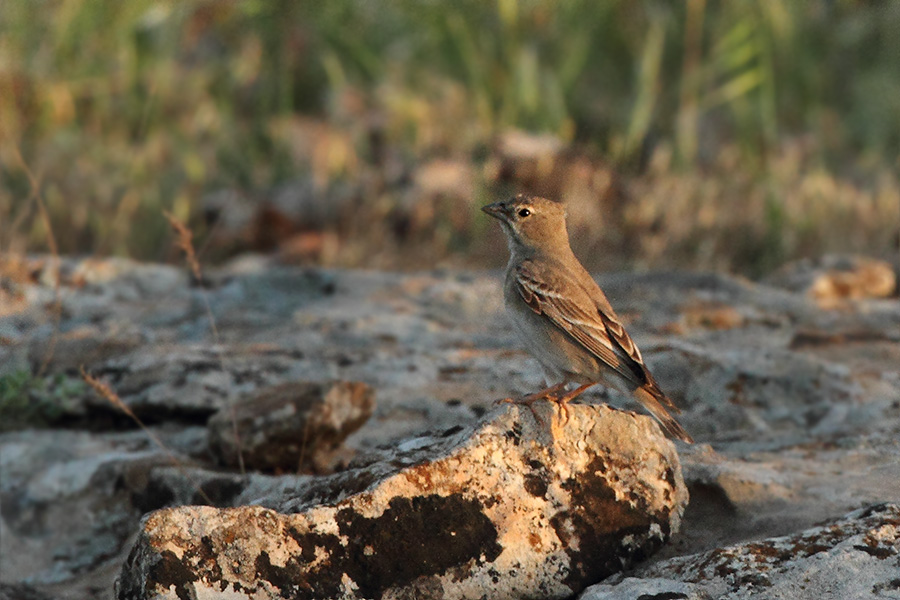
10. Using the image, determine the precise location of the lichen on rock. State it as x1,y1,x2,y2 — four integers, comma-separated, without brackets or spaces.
583,503,900,600
116,401,688,600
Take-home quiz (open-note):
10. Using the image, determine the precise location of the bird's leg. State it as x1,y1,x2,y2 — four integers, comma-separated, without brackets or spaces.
554,383,594,423
520,382,567,428
494,382,565,407
521,382,567,403
557,383,594,403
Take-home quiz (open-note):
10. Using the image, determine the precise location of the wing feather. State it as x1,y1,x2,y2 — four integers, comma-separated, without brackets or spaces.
515,262,649,389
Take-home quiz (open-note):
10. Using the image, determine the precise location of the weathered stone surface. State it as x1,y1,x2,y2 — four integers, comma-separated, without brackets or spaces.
3,256,900,599
0,429,175,585
116,402,687,600
207,380,375,473
582,503,900,600
647,338,867,442
27,324,147,373
89,346,308,419
0,582,54,600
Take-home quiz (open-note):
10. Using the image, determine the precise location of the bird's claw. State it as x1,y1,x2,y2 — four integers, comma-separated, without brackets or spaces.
556,399,572,425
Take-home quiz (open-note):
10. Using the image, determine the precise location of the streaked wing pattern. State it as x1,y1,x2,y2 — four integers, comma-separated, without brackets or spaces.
515,262,648,389
597,310,681,414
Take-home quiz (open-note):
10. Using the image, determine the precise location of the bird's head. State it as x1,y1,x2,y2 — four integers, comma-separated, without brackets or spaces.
482,194,569,255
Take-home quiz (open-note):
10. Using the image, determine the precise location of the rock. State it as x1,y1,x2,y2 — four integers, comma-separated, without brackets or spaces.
413,159,475,201
646,339,865,442
116,402,688,600
0,583,54,600
674,300,746,332
4,259,900,599
27,324,146,373
580,578,705,600
0,429,176,585
207,380,375,473
201,179,359,260
0,255,185,299
765,254,897,305
90,346,302,420
582,503,900,600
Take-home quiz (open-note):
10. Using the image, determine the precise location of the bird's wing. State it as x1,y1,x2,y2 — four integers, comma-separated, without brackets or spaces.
514,260,650,390
601,310,681,414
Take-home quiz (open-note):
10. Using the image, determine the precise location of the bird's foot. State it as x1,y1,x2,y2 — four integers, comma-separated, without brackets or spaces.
493,382,565,406
520,383,570,426
552,383,594,424
496,382,592,426
552,398,572,425
497,386,577,427
557,382,594,404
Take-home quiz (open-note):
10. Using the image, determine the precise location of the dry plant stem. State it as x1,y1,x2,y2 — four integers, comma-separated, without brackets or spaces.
229,403,246,475
162,210,202,281
162,210,244,474
10,144,62,376
80,367,214,506
296,410,314,474
162,210,221,341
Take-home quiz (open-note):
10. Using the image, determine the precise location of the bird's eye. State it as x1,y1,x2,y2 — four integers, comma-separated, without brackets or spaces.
518,208,531,218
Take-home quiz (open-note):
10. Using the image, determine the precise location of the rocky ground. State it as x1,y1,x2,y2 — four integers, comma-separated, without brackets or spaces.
0,254,898,599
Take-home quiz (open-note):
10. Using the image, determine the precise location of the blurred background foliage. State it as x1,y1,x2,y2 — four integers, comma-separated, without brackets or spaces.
1,0,898,274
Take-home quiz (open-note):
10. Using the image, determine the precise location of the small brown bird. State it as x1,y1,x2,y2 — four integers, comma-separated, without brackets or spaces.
483,194,693,443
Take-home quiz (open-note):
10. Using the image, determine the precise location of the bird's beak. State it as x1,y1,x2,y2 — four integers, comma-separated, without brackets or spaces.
481,202,507,221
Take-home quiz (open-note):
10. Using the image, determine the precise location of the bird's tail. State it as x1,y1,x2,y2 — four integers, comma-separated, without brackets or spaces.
633,387,694,444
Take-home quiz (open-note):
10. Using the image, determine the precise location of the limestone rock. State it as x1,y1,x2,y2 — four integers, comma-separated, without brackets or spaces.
116,402,688,600
647,339,864,441
91,346,304,419
580,578,705,600
207,380,375,473
0,583,54,600
5,259,900,599
582,503,900,600
0,429,177,584
27,324,146,373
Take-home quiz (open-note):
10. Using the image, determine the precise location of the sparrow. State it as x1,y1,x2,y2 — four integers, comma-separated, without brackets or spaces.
483,194,693,443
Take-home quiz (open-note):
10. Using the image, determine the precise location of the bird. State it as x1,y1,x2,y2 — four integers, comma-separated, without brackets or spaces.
482,194,694,443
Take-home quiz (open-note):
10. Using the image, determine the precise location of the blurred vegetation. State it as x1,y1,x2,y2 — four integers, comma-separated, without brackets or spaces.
0,370,87,431
1,0,898,274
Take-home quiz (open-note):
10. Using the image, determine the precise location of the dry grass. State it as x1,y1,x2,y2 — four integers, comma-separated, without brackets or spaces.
163,210,203,282
2,1,898,275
